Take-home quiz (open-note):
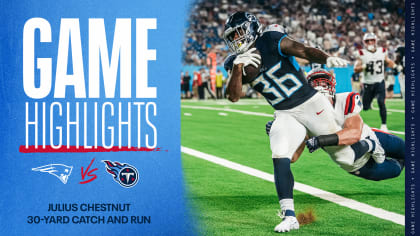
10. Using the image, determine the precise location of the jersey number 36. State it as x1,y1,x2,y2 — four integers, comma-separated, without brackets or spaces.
252,62,303,105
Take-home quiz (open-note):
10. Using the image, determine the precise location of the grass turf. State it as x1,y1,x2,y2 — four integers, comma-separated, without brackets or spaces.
181,98,405,235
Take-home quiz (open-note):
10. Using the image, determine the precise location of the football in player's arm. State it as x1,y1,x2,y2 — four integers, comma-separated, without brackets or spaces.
226,34,346,102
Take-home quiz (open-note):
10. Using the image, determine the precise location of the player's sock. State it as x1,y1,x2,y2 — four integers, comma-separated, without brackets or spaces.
279,199,295,217
351,140,372,160
273,158,294,200
364,138,375,152
273,158,296,216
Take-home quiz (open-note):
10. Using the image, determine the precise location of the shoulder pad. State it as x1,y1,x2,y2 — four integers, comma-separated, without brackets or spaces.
263,24,287,34
344,92,362,115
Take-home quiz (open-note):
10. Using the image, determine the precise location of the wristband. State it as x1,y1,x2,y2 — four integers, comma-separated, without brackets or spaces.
317,134,339,147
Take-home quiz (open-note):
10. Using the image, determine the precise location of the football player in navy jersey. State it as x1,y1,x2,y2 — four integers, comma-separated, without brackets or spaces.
222,12,348,233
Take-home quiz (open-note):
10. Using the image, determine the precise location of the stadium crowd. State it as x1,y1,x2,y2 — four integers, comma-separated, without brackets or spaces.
181,0,405,99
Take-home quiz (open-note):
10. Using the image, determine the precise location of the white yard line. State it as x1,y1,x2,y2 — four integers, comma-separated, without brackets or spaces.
181,146,405,226
371,104,405,113
182,105,273,117
181,105,405,135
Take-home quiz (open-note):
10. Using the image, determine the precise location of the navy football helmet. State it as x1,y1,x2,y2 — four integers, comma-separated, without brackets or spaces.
223,12,262,54
306,68,336,98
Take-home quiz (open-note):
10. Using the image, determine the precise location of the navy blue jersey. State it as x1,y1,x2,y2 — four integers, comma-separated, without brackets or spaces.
224,30,316,110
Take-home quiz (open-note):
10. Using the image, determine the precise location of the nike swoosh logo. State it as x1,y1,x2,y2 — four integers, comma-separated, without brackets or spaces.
316,109,324,115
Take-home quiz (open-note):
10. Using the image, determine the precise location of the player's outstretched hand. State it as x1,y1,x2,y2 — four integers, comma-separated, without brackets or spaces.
306,136,320,153
326,56,348,68
266,120,273,136
233,48,261,72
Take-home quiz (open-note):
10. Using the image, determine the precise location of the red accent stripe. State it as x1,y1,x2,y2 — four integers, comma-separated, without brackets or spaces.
349,93,360,113
19,145,163,153
382,47,386,53
344,92,355,115
358,49,364,55
371,128,393,135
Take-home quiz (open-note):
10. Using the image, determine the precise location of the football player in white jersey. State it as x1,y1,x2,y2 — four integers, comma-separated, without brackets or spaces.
354,33,397,132
267,68,404,180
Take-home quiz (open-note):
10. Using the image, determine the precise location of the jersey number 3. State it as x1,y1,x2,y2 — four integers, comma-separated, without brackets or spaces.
366,60,384,75
252,62,303,105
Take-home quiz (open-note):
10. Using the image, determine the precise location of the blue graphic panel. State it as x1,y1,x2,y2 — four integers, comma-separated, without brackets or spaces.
0,0,194,235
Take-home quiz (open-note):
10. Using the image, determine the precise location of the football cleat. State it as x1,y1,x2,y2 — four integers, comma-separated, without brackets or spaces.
274,216,300,233
380,124,389,132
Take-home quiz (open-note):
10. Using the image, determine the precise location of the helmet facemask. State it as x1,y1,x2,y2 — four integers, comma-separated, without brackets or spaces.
223,12,261,54
307,70,336,98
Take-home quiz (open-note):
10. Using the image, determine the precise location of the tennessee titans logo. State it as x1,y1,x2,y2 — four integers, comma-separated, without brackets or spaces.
102,160,139,188
32,164,73,184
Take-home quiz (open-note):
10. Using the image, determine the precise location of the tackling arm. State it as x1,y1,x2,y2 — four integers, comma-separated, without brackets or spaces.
336,114,363,145
306,114,364,152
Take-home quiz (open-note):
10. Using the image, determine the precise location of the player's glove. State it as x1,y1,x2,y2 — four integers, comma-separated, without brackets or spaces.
306,136,320,153
266,120,273,135
326,56,349,68
233,48,261,76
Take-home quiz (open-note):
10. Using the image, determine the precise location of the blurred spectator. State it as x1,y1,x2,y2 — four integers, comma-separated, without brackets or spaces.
183,0,404,66
197,69,205,99
351,72,362,94
215,69,225,99
182,71,192,99
201,67,216,99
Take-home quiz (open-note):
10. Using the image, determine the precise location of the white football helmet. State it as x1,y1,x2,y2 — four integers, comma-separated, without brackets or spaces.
363,32,377,52
306,68,336,98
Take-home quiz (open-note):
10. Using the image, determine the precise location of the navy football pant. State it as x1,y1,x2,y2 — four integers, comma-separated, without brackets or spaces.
362,81,387,124
351,131,405,181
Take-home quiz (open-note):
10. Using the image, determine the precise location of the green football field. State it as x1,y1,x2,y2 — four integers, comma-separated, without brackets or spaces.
181,98,405,236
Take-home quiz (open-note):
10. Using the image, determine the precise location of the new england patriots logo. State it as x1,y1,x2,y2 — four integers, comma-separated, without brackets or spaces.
32,164,73,184
102,160,139,188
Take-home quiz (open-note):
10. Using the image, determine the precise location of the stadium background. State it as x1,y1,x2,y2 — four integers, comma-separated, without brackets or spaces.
181,0,406,235
181,0,404,96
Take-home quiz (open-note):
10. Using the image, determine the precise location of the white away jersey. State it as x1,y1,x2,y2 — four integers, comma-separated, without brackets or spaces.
357,47,387,84
326,92,378,172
